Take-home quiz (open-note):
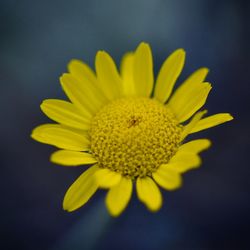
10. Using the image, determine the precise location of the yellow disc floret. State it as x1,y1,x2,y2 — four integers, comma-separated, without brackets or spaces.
90,97,182,178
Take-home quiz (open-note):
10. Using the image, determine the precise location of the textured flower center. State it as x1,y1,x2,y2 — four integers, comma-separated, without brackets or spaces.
90,97,182,178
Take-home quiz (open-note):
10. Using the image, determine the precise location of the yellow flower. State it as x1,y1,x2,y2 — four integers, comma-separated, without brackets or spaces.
31,42,233,217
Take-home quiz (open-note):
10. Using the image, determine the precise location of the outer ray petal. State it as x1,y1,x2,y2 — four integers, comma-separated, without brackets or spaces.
50,150,97,166
41,99,91,130
190,113,234,133
31,124,90,151
68,59,108,104
63,165,98,212
133,42,154,97
179,139,211,153
169,67,209,102
68,59,97,86
106,177,132,217
60,73,95,114
168,152,201,173
95,51,122,100
152,166,182,190
154,49,185,103
181,110,207,140
168,82,212,123
60,73,105,115
136,177,162,212
120,52,136,96
95,168,122,188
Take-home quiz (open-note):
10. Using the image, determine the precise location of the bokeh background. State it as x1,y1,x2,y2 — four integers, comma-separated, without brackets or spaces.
1,0,249,249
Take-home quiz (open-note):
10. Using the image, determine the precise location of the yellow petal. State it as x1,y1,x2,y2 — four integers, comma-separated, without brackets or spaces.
154,49,185,103
169,67,209,103
168,67,208,119
68,59,108,104
95,51,122,100
94,168,122,188
168,152,201,173
133,42,154,97
60,74,101,115
31,124,90,151
120,52,136,96
190,113,234,134
50,150,97,166
180,110,207,140
179,139,211,154
169,82,211,123
136,177,162,212
105,176,132,217
68,59,97,86
152,166,182,190
63,165,98,212
41,99,91,130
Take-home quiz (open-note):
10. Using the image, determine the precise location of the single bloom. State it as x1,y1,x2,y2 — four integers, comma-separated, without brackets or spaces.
31,42,233,217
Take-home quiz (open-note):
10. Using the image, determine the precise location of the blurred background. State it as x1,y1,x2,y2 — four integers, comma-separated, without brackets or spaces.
0,0,249,249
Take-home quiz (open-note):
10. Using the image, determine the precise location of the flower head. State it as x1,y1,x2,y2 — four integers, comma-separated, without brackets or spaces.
31,42,233,216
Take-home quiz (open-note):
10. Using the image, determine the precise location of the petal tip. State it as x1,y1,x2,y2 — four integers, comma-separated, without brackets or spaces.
30,131,36,140
201,110,208,116
67,59,82,71
96,50,107,58
30,127,40,140
203,67,210,74
62,203,72,212
59,73,70,84
62,199,69,211
136,42,151,51
147,202,162,212
205,139,212,149
40,100,48,111
227,113,234,121
109,211,120,217
68,58,81,65
105,204,121,217
139,41,149,46
176,48,186,55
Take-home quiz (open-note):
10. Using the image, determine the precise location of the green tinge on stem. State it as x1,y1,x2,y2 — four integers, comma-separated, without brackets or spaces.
52,200,111,250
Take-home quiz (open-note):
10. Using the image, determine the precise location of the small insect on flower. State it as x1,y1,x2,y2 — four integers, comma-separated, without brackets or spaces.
31,42,233,217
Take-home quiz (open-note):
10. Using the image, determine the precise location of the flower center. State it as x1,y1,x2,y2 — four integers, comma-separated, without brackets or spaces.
89,97,182,178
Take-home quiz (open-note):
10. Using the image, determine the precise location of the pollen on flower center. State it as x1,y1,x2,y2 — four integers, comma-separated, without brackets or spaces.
89,97,183,178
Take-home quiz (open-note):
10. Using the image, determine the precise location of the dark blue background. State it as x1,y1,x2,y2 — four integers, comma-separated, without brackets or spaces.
1,0,249,249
